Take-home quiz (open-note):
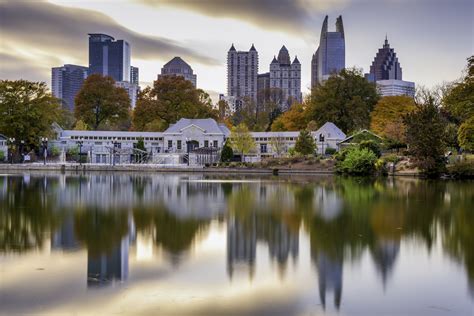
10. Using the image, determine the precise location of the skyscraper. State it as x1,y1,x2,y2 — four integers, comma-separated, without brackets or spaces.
311,16,345,86
269,46,302,110
158,57,197,87
51,64,88,111
367,37,415,97
227,44,259,108
367,36,402,82
130,66,139,85
88,33,131,82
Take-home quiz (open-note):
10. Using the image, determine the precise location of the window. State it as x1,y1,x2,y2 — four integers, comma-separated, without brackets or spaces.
213,140,218,148
177,140,182,150
260,143,267,153
168,140,172,148
204,140,209,147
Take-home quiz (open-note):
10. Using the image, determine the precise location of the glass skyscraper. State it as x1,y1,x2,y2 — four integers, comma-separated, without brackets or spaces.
51,64,88,111
311,16,345,86
88,33,131,82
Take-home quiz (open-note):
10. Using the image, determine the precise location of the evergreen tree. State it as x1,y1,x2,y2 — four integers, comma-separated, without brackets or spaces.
294,129,315,155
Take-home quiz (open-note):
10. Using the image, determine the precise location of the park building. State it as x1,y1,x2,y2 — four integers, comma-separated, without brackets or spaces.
49,119,345,165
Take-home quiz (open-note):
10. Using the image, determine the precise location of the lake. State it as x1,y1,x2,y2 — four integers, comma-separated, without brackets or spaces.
0,172,473,315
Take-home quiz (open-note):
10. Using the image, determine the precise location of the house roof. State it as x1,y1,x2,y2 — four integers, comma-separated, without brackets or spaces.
164,118,229,135
313,122,346,139
338,129,382,144
0,134,7,140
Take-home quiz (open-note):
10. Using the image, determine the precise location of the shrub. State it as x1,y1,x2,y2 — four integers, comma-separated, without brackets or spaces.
221,142,234,162
67,146,79,156
446,160,474,178
336,147,377,175
0,151,4,162
288,147,297,157
325,147,337,155
382,154,401,164
359,140,382,157
51,146,61,157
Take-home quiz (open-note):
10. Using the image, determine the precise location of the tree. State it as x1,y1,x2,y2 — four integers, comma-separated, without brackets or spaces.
270,134,287,157
74,74,130,130
271,102,307,131
442,56,474,124
229,123,256,161
336,147,377,175
135,137,146,151
306,68,379,133
74,120,89,130
294,130,315,155
132,76,217,131
221,141,234,162
458,116,474,151
0,80,63,149
370,96,415,143
404,94,446,176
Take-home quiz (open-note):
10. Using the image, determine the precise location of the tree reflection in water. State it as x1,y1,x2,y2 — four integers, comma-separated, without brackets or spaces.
0,173,472,301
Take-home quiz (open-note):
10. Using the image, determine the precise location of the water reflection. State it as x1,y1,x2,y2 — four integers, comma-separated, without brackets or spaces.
0,173,473,314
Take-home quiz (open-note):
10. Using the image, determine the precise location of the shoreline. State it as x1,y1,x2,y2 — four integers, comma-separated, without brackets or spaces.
0,163,420,177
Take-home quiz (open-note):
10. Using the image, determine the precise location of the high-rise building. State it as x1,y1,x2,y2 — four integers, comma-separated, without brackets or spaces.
158,57,197,87
51,64,88,111
257,72,270,107
367,37,415,97
88,33,131,82
227,44,259,107
269,46,302,110
115,81,139,109
367,36,402,82
311,15,345,86
130,66,139,85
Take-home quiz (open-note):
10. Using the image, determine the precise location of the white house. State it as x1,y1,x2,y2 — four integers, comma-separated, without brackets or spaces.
0,134,7,162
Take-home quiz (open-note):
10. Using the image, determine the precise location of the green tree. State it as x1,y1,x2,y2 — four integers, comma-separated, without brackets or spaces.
271,102,308,131
135,137,146,151
442,56,473,124
306,68,379,133
74,120,89,130
74,74,130,130
0,80,63,149
294,129,315,155
336,147,377,175
230,123,256,161
132,76,217,131
404,94,446,176
370,96,415,144
444,122,460,150
220,141,234,162
458,116,474,151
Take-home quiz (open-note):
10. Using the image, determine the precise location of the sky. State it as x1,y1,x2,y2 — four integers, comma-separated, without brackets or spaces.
1,0,473,102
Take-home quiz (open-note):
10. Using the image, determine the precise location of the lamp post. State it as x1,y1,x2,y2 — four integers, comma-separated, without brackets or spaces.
41,137,48,165
112,138,119,166
19,140,25,163
7,137,15,164
319,134,325,156
77,137,84,165
186,137,190,166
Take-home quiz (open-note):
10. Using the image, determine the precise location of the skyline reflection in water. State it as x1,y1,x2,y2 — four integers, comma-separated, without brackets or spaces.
0,172,473,315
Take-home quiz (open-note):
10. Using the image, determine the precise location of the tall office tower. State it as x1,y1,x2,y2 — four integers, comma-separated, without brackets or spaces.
88,33,131,82
227,44,259,108
257,72,270,107
115,81,139,109
269,46,302,110
367,36,402,82
158,57,197,87
130,66,139,85
51,64,88,111
367,37,415,97
311,15,345,86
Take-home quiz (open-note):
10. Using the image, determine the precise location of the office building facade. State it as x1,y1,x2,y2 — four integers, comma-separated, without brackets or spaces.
311,16,345,86
115,81,139,109
51,64,88,111
227,44,259,107
269,46,302,110
130,66,139,85
376,79,415,97
158,57,197,87
367,37,402,82
88,33,131,82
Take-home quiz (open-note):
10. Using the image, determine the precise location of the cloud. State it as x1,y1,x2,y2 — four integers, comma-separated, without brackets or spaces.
0,52,56,83
137,0,349,35
0,1,219,82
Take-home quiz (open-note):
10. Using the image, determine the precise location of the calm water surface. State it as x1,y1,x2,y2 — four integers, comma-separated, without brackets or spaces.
0,172,473,315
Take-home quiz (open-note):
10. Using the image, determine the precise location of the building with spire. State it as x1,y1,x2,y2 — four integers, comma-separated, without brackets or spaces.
366,37,415,97
311,16,345,87
268,46,302,110
227,44,259,110
158,57,197,87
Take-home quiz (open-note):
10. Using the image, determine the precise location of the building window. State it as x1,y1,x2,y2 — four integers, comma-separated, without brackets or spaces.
204,140,209,147
260,143,267,153
177,140,182,150
168,140,172,148
213,140,218,148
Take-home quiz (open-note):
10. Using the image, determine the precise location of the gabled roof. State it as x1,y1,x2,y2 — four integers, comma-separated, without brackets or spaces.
164,118,229,135
0,134,7,140
338,129,382,144
313,122,346,139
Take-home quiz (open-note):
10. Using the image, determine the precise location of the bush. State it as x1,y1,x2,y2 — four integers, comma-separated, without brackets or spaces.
67,146,79,156
359,140,382,157
446,160,474,178
325,147,337,155
382,154,401,164
336,147,377,175
0,151,4,162
221,142,234,162
51,146,61,157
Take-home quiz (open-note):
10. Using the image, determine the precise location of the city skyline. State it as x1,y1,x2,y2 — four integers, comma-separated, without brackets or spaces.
1,0,472,102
